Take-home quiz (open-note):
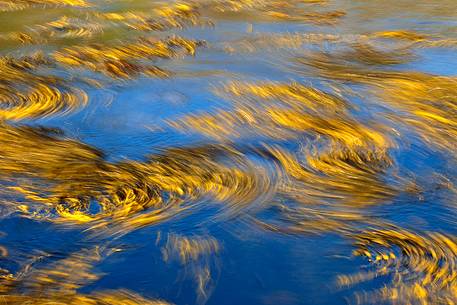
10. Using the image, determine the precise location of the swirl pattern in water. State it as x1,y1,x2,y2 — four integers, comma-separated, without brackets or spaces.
0,0,456,304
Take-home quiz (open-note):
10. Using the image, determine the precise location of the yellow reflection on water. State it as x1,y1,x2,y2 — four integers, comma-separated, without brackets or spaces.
0,0,456,304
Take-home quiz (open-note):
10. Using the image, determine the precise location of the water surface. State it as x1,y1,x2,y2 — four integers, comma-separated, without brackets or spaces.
0,1,456,304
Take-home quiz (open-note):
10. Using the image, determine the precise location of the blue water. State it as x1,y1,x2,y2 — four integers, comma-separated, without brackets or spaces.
1,1,457,304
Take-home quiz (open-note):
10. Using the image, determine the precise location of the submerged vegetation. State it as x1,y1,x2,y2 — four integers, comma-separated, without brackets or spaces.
0,0,456,304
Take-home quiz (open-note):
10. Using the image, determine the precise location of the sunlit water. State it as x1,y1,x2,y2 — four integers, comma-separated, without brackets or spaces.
0,1,456,304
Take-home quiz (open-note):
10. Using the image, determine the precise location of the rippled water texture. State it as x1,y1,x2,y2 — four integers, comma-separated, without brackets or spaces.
0,0,456,304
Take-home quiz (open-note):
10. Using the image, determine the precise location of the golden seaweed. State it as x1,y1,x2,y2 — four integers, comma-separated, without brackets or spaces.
0,54,88,120
0,244,171,304
54,36,204,78
0,0,456,304
339,228,457,305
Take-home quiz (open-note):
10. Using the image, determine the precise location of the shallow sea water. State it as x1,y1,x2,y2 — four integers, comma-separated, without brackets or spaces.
0,1,456,304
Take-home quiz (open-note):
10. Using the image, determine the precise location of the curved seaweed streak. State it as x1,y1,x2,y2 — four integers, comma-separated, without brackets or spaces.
54,36,205,79
0,54,88,121
337,227,457,305
161,234,221,304
0,243,171,304
295,48,457,157
100,3,211,32
0,123,275,235
171,80,402,205
196,0,345,24
221,28,457,60
33,16,105,40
